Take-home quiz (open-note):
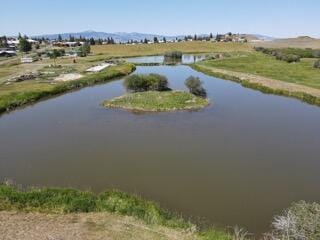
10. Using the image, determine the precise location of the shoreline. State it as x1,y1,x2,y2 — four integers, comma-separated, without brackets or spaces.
191,64,320,107
0,63,136,116
103,91,210,113
0,184,232,240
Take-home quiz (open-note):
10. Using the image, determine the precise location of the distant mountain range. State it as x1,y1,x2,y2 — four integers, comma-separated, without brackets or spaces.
33,30,274,42
33,30,185,42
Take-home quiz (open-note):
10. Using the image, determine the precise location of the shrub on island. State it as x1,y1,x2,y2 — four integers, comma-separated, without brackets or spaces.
185,76,207,98
124,74,169,92
164,51,183,60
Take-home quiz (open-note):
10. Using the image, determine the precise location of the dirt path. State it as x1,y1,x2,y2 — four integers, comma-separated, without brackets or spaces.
0,211,196,240
197,65,320,98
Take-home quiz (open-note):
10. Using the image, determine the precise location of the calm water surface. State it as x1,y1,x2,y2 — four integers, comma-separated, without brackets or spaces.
125,54,206,64
1,65,320,234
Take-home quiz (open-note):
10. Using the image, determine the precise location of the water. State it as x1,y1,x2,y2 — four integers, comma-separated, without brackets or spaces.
125,54,207,64
1,65,320,235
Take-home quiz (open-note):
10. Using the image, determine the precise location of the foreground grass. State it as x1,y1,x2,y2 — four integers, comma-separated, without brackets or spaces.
0,63,135,115
103,91,210,112
0,184,232,240
92,42,252,57
198,52,320,89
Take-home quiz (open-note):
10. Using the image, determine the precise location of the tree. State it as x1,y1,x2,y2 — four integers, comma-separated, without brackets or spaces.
49,49,61,65
124,74,169,92
194,34,197,41
89,37,96,45
163,37,166,43
209,33,213,39
69,35,75,42
19,37,32,52
0,36,8,48
78,42,91,57
153,37,159,43
144,38,148,44
58,34,62,42
185,76,207,98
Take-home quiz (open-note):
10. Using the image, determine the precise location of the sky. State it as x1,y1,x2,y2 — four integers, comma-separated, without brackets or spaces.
1,0,319,38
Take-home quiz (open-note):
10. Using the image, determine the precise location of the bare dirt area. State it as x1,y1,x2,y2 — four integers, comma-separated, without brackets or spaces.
54,73,83,82
0,211,196,240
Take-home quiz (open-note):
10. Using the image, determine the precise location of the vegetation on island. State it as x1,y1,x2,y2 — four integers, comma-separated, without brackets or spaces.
164,51,183,59
103,91,209,112
104,73,209,112
124,73,170,92
185,76,207,97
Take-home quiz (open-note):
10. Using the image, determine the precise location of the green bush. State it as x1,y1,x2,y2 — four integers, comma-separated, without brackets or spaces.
164,51,183,59
185,76,207,97
314,59,320,69
124,74,169,92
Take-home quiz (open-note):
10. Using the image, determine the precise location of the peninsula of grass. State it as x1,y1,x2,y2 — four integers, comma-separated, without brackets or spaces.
0,63,135,115
103,91,209,112
0,184,233,240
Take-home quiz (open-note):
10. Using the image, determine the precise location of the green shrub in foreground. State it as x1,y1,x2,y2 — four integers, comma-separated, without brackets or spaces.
124,73,169,92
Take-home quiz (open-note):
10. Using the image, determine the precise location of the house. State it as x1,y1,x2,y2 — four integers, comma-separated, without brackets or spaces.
0,50,16,57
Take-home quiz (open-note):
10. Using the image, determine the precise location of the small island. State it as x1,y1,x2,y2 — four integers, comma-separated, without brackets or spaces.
103,90,209,112
103,73,209,112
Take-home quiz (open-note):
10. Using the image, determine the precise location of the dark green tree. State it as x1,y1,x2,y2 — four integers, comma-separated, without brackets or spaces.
89,37,96,45
58,34,62,41
19,37,32,52
153,37,159,43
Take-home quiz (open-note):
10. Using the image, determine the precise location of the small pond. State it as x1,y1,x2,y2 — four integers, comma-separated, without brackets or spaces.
1,64,320,235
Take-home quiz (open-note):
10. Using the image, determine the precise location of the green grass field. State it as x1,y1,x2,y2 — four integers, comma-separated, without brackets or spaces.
198,52,320,89
92,41,252,57
103,91,209,112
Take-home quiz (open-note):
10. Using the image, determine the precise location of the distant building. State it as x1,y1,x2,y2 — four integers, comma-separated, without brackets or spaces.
0,50,16,57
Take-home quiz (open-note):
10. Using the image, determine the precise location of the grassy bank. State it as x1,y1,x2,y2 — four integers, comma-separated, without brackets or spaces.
103,91,210,112
0,63,135,115
0,184,232,240
92,42,252,57
192,51,320,106
198,52,320,89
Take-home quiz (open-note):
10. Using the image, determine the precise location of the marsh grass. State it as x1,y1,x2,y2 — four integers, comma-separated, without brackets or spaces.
103,91,210,112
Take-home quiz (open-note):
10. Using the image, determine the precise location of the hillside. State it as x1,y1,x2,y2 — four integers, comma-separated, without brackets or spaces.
33,30,184,42
252,36,320,48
